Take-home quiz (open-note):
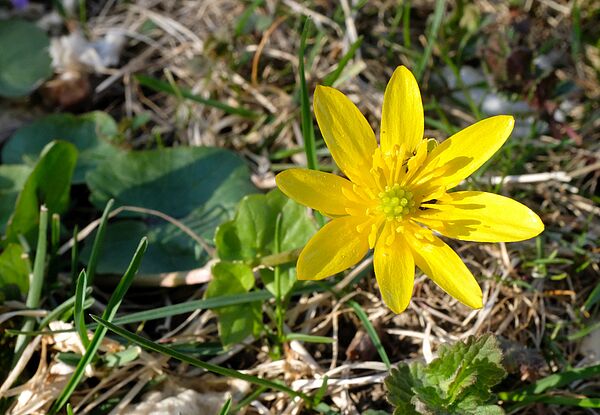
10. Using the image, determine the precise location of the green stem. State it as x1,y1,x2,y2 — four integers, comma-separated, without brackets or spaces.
13,205,48,362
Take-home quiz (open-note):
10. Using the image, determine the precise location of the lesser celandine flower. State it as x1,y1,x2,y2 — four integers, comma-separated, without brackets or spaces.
276,66,544,314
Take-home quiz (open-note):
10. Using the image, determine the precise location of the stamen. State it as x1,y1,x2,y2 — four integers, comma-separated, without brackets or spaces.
376,184,416,222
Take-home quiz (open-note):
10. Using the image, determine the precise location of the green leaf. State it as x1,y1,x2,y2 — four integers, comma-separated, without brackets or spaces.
87,146,255,218
235,194,278,258
4,141,78,245
0,243,29,299
385,364,423,415
205,261,262,346
90,314,310,402
214,220,249,261
0,19,52,97
429,334,506,404
2,112,120,183
385,334,507,415
79,219,210,274
83,146,256,274
259,264,296,299
216,189,316,265
268,190,315,252
135,75,259,119
50,238,148,414
0,165,32,233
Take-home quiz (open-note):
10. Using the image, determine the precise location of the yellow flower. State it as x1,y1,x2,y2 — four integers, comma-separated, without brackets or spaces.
276,66,544,314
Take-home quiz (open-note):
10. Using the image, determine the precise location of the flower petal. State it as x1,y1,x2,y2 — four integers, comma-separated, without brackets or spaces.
413,115,515,190
415,191,544,242
297,215,370,280
381,66,424,155
406,228,483,309
374,227,415,313
276,168,355,216
314,85,377,187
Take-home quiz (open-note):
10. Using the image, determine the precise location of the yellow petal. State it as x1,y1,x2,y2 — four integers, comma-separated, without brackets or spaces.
413,115,515,190
297,216,370,280
415,191,544,242
381,66,424,155
276,168,355,216
406,227,482,309
314,85,377,187
374,226,415,313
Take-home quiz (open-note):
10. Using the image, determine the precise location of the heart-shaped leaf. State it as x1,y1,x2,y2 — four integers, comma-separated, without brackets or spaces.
0,19,52,97
82,146,256,275
2,112,120,183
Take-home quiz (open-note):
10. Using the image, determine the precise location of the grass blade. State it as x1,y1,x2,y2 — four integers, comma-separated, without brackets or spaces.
218,397,232,415
86,198,114,285
38,289,93,330
49,237,148,414
298,18,318,171
349,301,391,370
402,0,411,48
13,205,48,362
285,333,335,344
136,75,258,118
51,213,60,255
74,270,90,349
91,315,311,403
414,0,446,81
322,36,363,87
499,364,600,401
111,290,273,325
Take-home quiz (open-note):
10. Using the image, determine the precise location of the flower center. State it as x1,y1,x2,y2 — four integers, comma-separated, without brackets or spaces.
376,183,415,221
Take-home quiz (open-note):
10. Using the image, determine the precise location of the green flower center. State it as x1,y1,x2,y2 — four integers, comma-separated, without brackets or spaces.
376,184,415,221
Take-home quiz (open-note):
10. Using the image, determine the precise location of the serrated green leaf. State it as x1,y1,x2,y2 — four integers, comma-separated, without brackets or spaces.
205,261,262,346
385,335,507,415
428,334,505,404
385,364,422,415
2,112,120,183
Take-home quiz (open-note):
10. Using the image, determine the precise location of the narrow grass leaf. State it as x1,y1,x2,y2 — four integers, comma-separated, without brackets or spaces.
322,36,363,87
285,333,335,344
91,315,310,402
402,1,411,48
86,198,114,285
38,290,92,330
499,364,600,402
136,75,258,118
234,0,264,36
51,213,60,254
506,394,600,408
49,237,148,414
13,205,48,363
349,301,391,370
415,0,446,81
218,397,232,415
110,290,272,325
233,386,267,412
74,269,90,349
298,18,318,171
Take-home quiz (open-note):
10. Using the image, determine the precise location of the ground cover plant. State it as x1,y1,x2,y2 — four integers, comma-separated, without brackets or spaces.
0,0,598,414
